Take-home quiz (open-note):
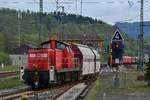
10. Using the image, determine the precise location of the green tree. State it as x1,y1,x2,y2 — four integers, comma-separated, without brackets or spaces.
0,52,10,64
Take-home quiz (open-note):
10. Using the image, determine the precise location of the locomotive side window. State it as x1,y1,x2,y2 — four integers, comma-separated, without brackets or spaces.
43,43,50,48
57,42,66,50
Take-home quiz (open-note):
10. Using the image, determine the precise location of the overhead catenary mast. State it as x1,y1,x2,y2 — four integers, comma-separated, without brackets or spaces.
39,0,43,43
139,0,144,69
18,11,22,47
80,0,82,15
56,0,59,10
76,0,78,14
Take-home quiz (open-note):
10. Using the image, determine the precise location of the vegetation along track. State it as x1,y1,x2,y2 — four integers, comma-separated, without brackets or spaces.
0,71,19,78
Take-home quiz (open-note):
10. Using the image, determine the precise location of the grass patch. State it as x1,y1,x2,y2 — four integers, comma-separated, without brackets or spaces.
123,70,150,92
88,79,101,100
0,65,19,72
88,70,150,100
0,77,24,89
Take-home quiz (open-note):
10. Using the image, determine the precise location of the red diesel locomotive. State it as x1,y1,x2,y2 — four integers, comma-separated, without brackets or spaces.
109,56,137,66
23,40,100,88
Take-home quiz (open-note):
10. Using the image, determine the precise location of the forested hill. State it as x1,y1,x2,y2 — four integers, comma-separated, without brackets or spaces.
0,8,113,53
0,8,142,62
116,22,150,55
116,22,150,38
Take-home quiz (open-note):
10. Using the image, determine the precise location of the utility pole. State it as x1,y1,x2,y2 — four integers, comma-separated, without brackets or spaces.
18,11,22,47
80,0,83,15
39,0,43,43
139,0,144,69
56,0,59,10
61,6,65,41
55,0,65,41
76,0,78,14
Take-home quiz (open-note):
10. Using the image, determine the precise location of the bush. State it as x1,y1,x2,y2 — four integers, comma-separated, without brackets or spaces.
0,52,10,64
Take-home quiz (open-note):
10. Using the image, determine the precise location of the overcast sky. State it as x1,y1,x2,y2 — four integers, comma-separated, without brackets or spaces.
0,0,150,25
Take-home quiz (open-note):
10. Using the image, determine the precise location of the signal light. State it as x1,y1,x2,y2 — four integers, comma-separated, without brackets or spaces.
116,44,119,48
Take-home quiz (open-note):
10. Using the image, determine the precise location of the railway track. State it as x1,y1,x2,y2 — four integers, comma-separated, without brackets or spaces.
0,86,30,98
0,77,97,100
0,71,19,78
0,81,82,100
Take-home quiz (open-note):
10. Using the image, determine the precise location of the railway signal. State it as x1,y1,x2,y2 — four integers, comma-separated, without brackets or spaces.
110,29,124,67
112,30,123,40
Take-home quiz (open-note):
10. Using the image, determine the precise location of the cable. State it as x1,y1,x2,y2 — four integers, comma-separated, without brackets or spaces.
117,7,150,22
0,0,73,4
1,0,149,5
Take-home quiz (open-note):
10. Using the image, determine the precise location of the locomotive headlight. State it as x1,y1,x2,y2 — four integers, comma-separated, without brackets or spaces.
35,82,38,86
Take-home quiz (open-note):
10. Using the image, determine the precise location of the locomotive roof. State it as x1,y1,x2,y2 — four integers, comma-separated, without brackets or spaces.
41,40,70,46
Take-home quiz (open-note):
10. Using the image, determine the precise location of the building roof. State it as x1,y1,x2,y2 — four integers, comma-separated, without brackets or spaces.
10,44,36,54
